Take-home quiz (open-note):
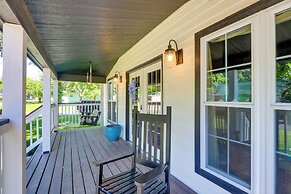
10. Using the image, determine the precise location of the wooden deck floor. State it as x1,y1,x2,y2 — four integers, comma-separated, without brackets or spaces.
26,127,195,194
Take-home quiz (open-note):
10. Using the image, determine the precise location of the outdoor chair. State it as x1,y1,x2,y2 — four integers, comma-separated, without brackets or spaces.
94,106,172,194
80,109,101,126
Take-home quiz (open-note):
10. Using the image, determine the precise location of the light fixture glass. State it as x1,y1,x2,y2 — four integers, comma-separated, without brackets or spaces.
113,72,122,83
164,45,177,67
113,74,118,82
164,39,183,68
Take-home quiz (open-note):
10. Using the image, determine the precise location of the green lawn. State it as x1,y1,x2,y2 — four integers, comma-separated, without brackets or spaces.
25,105,100,156
26,103,42,114
278,129,291,155
57,125,93,130
0,102,42,114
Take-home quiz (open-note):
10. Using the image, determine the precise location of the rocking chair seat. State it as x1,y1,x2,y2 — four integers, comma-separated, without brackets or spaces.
99,170,167,194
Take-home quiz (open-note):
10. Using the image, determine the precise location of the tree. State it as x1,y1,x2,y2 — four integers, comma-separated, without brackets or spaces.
58,81,65,103
276,62,291,103
65,81,101,101
26,77,43,102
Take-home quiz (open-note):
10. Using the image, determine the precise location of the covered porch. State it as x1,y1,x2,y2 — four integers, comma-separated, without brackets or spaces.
26,127,195,194
2,0,291,194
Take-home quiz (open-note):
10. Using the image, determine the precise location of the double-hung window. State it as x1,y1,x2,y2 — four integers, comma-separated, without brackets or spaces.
272,7,291,194
108,81,117,123
201,23,253,191
197,1,291,193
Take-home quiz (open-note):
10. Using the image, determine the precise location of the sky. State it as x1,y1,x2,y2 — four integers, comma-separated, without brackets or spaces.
0,56,42,80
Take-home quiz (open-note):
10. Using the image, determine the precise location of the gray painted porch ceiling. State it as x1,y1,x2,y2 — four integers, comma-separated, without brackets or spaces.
26,0,189,78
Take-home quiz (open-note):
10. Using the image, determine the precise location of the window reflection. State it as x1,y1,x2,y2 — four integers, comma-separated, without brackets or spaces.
227,66,251,102
208,136,228,173
276,110,291,194
207,25,251,102
207,71,226,102
208,107,227,138
229,108,251,144
208,35,225,70
229,142,251,185
207,106,251,188
108,82,117,123
276,10,291,58
275,9,291,194
227,26,251,67
147,70,162,114
276,59,291,103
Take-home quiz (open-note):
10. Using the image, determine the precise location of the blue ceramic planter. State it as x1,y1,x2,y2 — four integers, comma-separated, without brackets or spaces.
105,124,121,141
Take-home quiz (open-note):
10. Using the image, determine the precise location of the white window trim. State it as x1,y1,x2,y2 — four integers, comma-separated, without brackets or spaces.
200,16,257,194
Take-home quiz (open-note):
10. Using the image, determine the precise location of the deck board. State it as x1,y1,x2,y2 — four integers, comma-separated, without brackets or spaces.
37,131,62,194
26,127,196,194
49,130,66,194
71,130,86,194
61,130,73,194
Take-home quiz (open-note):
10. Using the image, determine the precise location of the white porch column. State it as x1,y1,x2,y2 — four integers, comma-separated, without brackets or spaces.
2,23,27,194
42,68,51,153
53,80,59,129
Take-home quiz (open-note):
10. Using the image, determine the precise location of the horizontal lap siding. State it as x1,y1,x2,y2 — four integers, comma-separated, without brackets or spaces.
105,0,258,194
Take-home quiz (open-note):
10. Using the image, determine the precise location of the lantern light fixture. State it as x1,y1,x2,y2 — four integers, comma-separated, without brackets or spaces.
164,39,183,67
113,71,122,83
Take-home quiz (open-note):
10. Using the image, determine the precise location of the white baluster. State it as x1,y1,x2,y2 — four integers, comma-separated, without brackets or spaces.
30,122,33,146
36,117,39,140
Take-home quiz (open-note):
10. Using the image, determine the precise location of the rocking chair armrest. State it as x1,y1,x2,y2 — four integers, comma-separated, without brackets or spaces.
135,164,167,187
93,153,134,166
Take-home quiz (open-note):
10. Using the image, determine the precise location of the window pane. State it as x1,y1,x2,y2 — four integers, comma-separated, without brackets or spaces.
227,25,251,67
108,102,111,121
229,142,251,186
112,102,117,122
207,106,228,138
276,110,291,155
208,35,225,70
147,70,162,114
276,59,291,103
108,83,112,100
112,84,117,101
276,153,291,194
276,9,291,57
276,110,291,194
207,70,226,102
229,108,251,144
208,136,227,173
227,66,252,102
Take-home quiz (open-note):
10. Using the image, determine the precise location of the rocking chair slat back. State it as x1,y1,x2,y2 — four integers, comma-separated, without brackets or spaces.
132,106,172,167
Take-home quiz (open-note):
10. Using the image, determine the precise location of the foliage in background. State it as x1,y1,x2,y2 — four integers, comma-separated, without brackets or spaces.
61,81,101,101
26,77,43,102
277,61,291,103
58,81,65,103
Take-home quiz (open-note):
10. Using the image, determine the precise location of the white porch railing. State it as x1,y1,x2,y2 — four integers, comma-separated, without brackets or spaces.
25,102,101,154
25,106,43,153
26,104,57,154
0,118,10,194
58,102,101,127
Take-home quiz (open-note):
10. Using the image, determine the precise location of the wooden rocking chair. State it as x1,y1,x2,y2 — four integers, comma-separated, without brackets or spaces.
94,106,172,194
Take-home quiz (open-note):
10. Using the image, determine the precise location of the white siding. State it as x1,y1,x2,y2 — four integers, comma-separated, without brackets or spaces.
105,0,259,193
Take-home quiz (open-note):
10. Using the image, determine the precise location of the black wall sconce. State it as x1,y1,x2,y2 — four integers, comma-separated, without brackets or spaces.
113,71,122,83
164,39,183,67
